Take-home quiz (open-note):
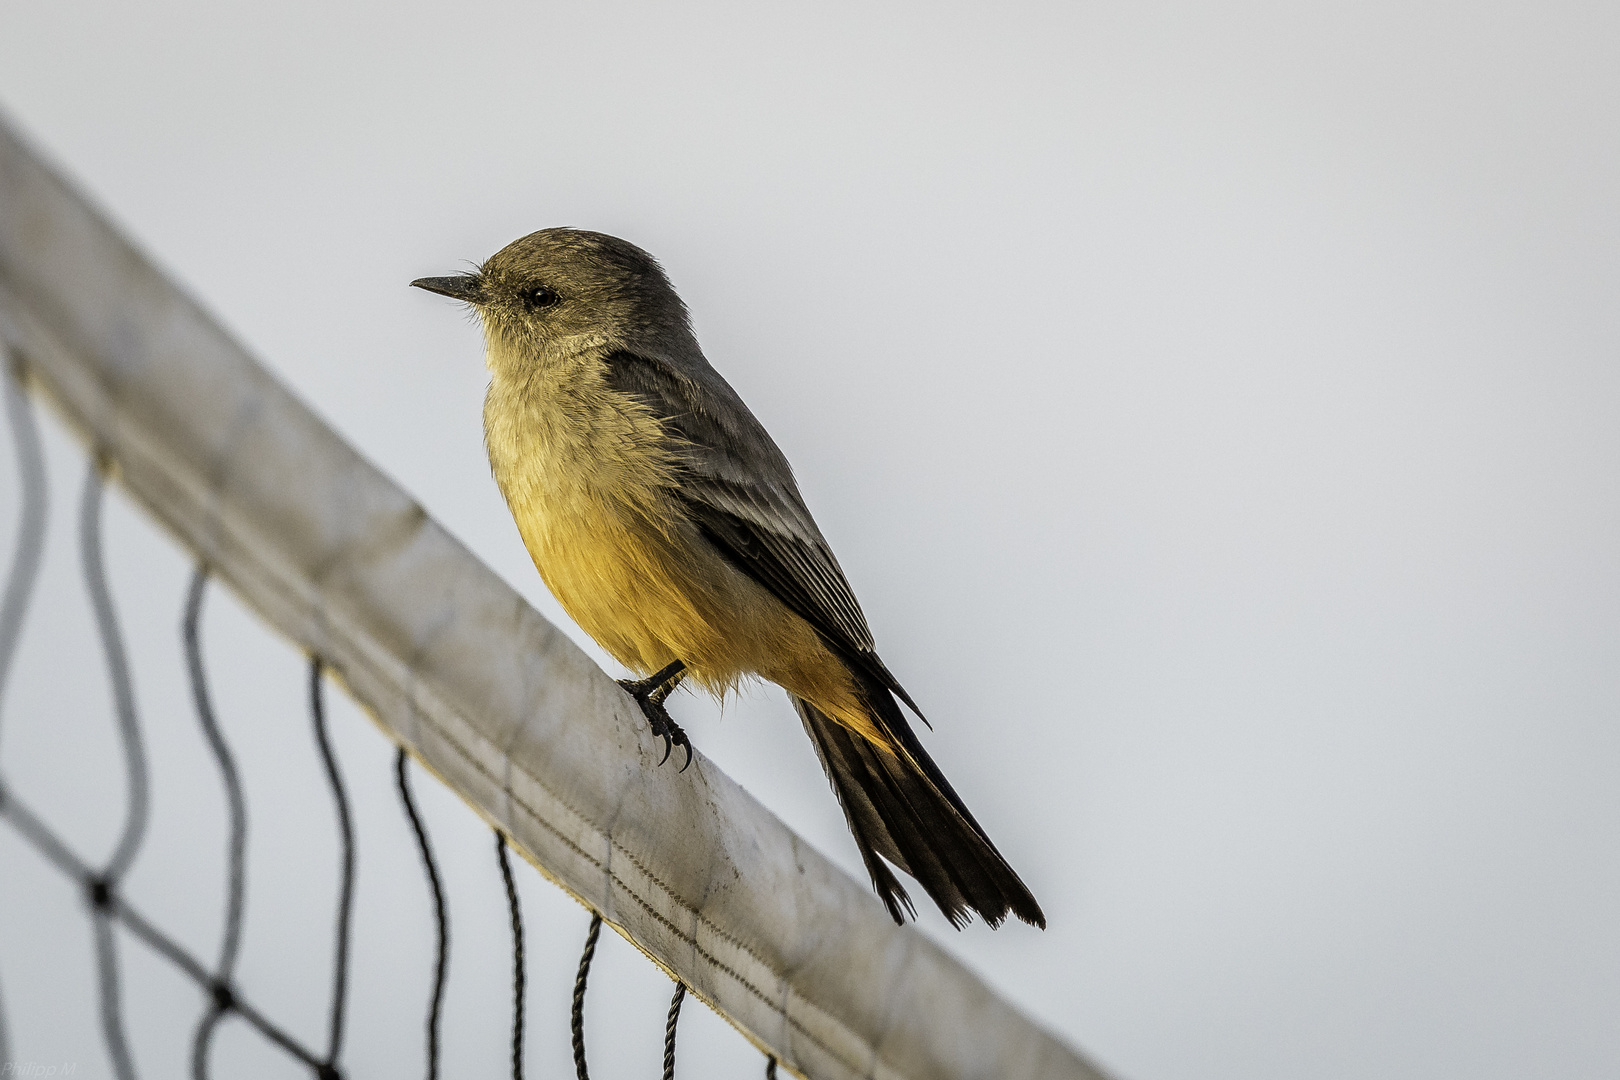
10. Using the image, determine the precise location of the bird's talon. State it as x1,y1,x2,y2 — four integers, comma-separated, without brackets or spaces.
618,669,695,768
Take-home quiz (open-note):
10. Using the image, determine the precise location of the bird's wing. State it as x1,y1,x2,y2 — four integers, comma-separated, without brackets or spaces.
602,349,923,717
603,351,1042,928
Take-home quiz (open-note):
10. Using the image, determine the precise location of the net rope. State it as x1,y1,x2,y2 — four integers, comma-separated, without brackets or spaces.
495,833,528,1080
180,564,247,1076
0,360,732,1078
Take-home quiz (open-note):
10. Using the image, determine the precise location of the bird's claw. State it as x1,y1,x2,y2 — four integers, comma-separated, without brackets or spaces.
659,723,694,772
618,672,694,770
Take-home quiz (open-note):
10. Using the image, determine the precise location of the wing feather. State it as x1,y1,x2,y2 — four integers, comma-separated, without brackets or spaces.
602,348,922,713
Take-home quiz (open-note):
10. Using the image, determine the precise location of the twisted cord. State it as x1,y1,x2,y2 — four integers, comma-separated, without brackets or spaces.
571,911,603,1080
663,982,686,1080
495,832,526,1080
80,458,150,1078
396,748,450,1080
182,566,250,1080
190,999,228,1080
0,350,47,749
93,909,138,1080
310,658,355,1073
79,457,149,884
0,349,48,1072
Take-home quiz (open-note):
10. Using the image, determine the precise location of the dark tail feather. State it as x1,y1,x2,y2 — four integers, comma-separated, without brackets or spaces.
792,673,1046,930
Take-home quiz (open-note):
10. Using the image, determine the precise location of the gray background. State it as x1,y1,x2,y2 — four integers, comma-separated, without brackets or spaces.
1,2,1617,1079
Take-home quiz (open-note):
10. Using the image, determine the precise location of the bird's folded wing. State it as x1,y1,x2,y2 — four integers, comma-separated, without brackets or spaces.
600,348,883,662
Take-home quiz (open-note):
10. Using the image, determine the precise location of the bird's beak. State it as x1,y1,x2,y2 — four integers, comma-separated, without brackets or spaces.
410,274,486,304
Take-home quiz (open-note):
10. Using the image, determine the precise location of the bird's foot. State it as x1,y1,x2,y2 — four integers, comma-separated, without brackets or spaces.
618,660,692,770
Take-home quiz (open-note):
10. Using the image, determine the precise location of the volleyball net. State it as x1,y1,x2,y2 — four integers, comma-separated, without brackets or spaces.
0,112,1109,1080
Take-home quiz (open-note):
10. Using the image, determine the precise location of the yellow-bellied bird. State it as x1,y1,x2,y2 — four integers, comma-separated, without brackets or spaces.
413,229,1044,929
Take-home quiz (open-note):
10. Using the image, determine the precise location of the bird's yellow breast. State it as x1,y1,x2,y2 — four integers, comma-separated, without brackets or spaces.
483,340,683,656
482,336,875,739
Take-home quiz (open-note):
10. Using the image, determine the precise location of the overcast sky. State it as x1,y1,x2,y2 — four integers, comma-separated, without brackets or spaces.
1,2,1617,1079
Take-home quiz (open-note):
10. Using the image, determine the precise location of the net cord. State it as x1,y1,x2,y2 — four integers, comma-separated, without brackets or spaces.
78,463,145,1080
310,659,357,1076
495,832,528,1080
396,747,451,1080
664,981,687,1080
570,911,603,1080
0,347,44,1073
180,566,250,1079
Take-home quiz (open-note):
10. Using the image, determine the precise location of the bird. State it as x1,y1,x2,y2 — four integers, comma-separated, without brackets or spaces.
412,228,1044,929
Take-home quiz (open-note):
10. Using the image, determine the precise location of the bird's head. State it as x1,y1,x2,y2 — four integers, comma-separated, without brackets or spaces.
412,228,695,365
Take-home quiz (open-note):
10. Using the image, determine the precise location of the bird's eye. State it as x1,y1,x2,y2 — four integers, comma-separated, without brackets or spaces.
529,286,560,308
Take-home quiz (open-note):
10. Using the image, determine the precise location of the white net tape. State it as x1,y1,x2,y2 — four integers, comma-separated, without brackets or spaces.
0,114,1108,1080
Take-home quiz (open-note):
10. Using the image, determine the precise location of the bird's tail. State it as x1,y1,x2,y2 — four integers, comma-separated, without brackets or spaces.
791,669,1046,929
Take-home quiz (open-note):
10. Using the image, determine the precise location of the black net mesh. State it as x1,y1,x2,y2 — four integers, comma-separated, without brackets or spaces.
0,356,781,1079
